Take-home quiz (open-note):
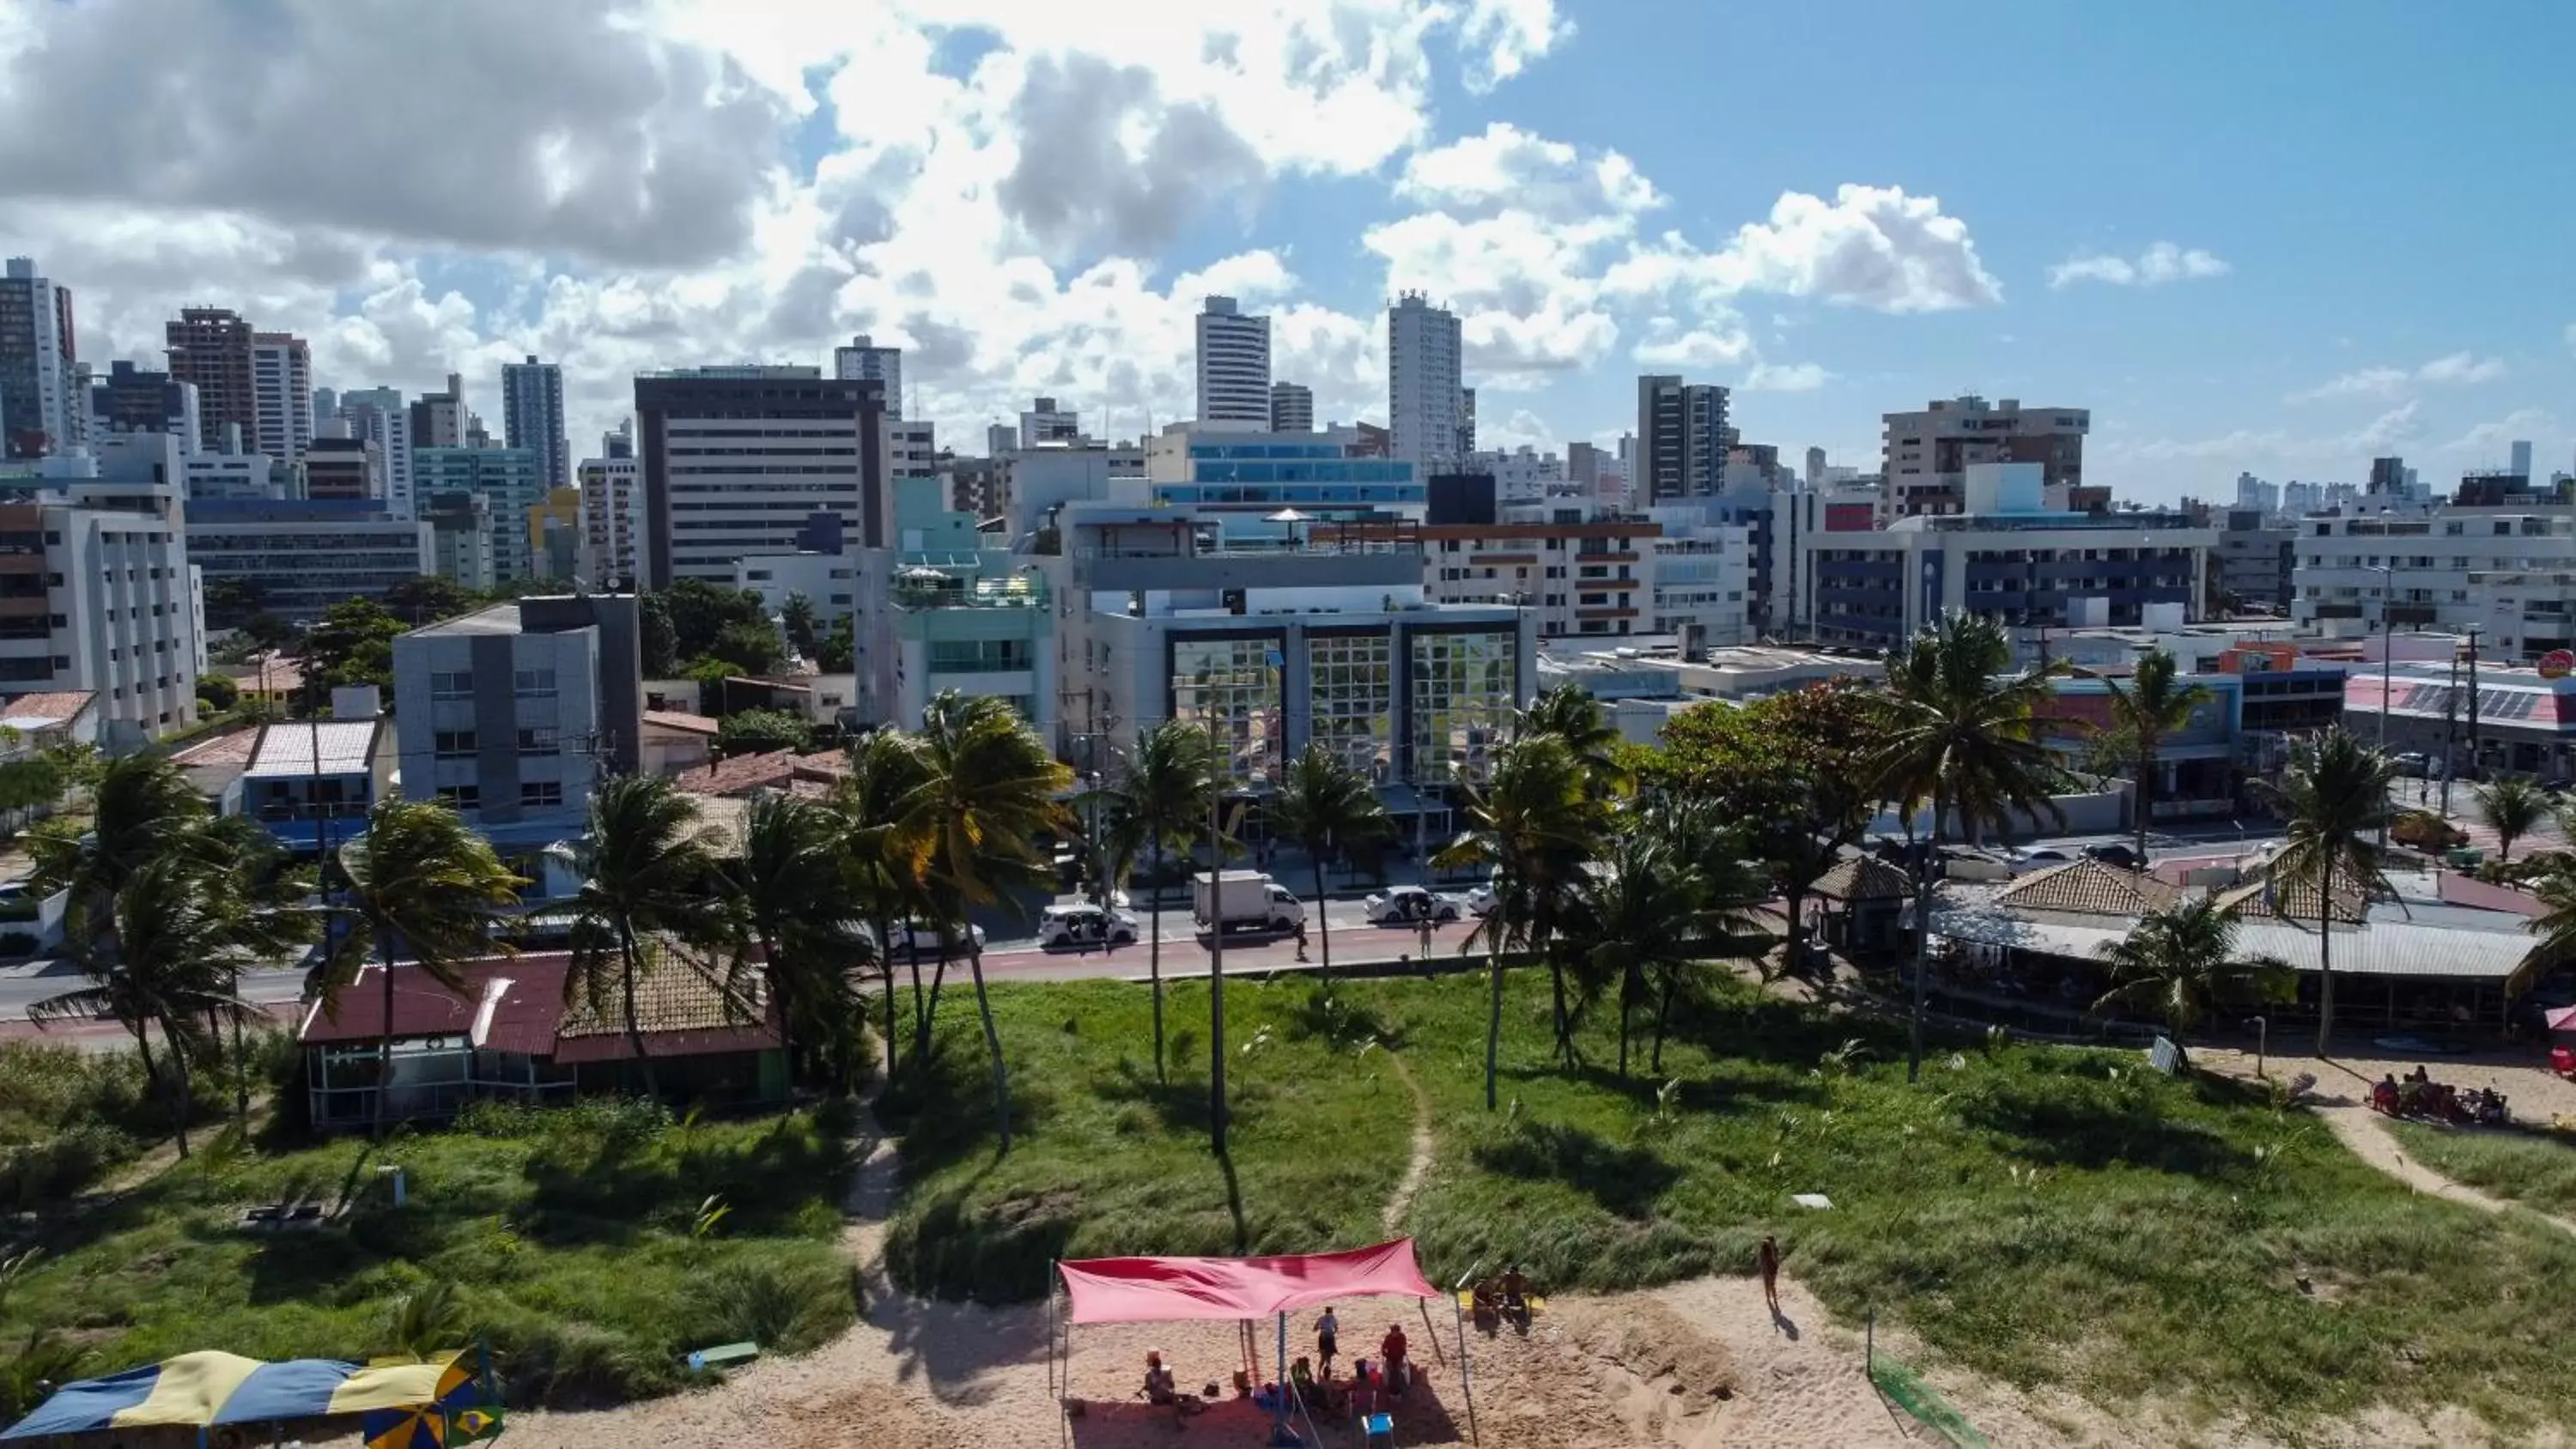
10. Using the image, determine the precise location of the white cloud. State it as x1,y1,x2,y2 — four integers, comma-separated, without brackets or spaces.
1692,185,2002,313
2415,351,2507,386
1394,122,1661,220
2439,408,2555,459
1745,361,1830,392
2288,353,2509,403
1632,324,1753,369
2047,241,2230,290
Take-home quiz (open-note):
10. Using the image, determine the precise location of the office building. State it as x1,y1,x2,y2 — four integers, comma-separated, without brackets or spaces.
1002,439,1151,538
833,335,903,419
335,388,413,518
0,435,200,748
600,421,633,461
0,258,78,459
166,307,258,455
409,373,473,451
2212,507,2294,614
1388,292,1465,472
183,443,280,502
1358,489,1742,644
501,355,571,494
1645,514,1754,648
89,362,200,452
1804,447,1826,487
302,435,381,503
391,594,642,846
1019,396,1079,450
1797,464,2211,649
186,497,430,621
888,416,936,483
311,389,337,430
1144,423,1419,518
632,367,887,585
1195,296,1271,425
1635,375,1730,502
1467,446,1566,500
2511,440,2536,482
413,446,546,585
250,332,313,462
421,490,497,591
1269,382,1313,433
1880,396,2087,518
578,452,642,588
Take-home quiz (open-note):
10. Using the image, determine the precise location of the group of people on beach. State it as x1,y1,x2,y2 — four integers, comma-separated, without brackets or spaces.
2370,1064,2511,1126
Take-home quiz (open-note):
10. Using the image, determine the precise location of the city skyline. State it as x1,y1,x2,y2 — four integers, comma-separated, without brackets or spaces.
0,1,2568,498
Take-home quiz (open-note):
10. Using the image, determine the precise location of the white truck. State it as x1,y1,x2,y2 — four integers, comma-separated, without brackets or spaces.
1190,870,1306,934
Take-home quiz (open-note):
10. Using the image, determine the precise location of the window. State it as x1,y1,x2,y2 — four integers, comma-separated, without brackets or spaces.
520,780,564,809
1307,633,1394,780
1410,629,1516,786
1170,635,1285,783
513,669,556,697
517,727,559,752
434,730,477,759
430,670,473,700
434,785,481,809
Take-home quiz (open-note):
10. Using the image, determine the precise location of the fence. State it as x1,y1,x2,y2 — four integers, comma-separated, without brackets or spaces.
1866,1313,1989,1448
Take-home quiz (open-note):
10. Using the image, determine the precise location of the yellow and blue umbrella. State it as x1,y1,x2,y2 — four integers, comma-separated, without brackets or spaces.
1,1348,495,1441
359,1351,500,1447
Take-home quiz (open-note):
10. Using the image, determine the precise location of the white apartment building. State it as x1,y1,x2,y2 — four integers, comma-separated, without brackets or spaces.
1469,446,1566,500
0,434,202,749
1880,395,2087,518
183,444,279,501
888,417,936,482
501,355,570,494
633,367,888,585
335,388,413,518
1195,295,1271,425
0,258,78,457
1388,292,1463,472
833,335,902,417
1635,376,1730,502
1647,518,1753,648
250,333,313,463
1019,397,1079,451
578,454,641,588
2291,498,2576,660
1269,382,1313,433
733,550,859,619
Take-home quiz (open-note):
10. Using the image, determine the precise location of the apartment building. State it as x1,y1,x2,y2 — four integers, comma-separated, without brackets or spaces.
501,355,571,494
2290,489,2576,660
250,332,313,463
1196,296,1272,425
302,435,381,503
88,361,200,452
578,452,641,587
832,335,902,416
633,367,888,585
1145,424,1420,518
186,497,431,621
844,477,1051,737
1269,382,1313,433
2212,506,2294,613
1880,396,2087,518
1634,376,1730,503
0,258,78,458
165,307,257,455
414,446,545,584
1388,292,1464,472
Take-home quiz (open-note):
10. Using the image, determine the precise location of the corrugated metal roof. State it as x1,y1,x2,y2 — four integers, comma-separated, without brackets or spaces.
0,690,93,731
245,720,379,779
1931,903,2539,984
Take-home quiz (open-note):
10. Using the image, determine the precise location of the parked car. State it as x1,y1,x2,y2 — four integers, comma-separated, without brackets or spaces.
1462,881,1498,917
1364,885,1464,925
2391,810,2468,851
2392,751,2430,778
2083,843,2142,870
2006,847,2072,876
879,920,987,958
1037,903,1139,949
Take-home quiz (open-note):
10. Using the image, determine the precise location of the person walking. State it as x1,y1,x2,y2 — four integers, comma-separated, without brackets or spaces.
1293,917,1309,962
1757,1234,1783,1319
1315,1306,1340,1375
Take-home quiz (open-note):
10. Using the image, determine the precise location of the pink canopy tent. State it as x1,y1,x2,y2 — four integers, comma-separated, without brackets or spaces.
2545,1003,2576,1032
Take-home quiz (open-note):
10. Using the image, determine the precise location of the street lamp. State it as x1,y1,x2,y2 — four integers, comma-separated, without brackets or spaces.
2366,564,2394,751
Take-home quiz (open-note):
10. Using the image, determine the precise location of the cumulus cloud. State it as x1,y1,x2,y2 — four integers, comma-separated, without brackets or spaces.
1745,361,1831,392
2047,241,2230,289
996,52,1267,260
2288,352,2509,403
1394,122,1661,220
1699,185,2002,312
1632,324,1753,369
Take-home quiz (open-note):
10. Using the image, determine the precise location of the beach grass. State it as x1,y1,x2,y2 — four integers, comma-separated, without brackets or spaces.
2385,1117,2576,1217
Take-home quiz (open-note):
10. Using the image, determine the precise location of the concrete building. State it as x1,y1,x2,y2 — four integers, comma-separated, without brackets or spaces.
578,453,641,588
392,595,642,847
1269,381,1313,433
89,362,199,452
1018,397,1079,451
250,333,313,463
302,435,381,503
2292,491,2576,661
1797,464,2211,650
311,389,337,431
1635,376,1730,502
888,416,936,484
186,497,430,621
164,307,257,456
182,443,278,502
414,446,545,585
1645,515,1753,648
2212,506,2294,613
1388,292,1464,472
0,434,201,748
408,373,473,452
1005,440,1151,538
1880,396,2088,518
0,258,78,458
633,367,888,586
501,355,570,494
1145,424,1419,519
422,490,497,591
832,335,902,416
2235,471,2281,514
734,549,860,621
529,487,583,582
1468,446,1567,500
335,387,413,518
1195,295,1271,425
851,477,1052,737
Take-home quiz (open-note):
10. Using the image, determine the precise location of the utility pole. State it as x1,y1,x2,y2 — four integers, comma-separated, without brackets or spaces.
2440,646,2461,817
2464,625,2484,786
1206,714,1229,1158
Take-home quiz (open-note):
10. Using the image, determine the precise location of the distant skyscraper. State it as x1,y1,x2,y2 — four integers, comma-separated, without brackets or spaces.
1195,296,1271,424
602,420,633,461
409,373,471,451
0,258,78,458
312,387,339,429
1635,375,1731,502
166,306,257,455
1458,386,1476,459
1019,397,1079,450
249,332,313,462
833,334,903,418
2511,439,2534,480
1388,292,1463,470
91,362,200,452
1805,446,1826,486
501,355,571,493
2368,457,2407,496
337,387,414,519
1268,381,1313,433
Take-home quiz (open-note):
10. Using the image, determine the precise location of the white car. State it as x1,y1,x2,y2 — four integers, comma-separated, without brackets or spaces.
1364,885,1463,925
1037,904,1139,949
1463,882,1498,917
880,920,987,958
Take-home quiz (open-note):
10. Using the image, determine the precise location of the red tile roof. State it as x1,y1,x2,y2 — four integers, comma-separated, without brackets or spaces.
169,725,260,767
643,709,721,737
0,690,94,730
674,748,849,798
297,945,778,1063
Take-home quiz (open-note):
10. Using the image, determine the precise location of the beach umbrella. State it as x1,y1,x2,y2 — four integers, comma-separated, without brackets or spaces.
2545,1003,2576,1032
359,1355,496,1447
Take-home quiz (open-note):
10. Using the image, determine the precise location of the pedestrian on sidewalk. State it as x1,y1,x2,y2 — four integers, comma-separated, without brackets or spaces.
1293,918,1309,962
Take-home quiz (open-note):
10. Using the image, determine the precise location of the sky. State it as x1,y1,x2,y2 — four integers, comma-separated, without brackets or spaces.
1,0,2569,503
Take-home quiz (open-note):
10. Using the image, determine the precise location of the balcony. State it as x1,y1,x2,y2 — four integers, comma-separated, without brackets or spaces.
891,570,1048,611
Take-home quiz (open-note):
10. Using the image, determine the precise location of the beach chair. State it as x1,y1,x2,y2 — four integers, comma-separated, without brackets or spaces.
1361,1410,1396,1447
2552,1046,2576,1082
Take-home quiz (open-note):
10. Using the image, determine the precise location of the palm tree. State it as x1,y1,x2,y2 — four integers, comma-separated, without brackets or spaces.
1873,612,2069,1081
2473,776,2555,864
1436,734,1602,1108
896,692,1072,1153
836,729,931,1080
1520,682,1623,785
1563,817,1701,1080
2093,896,2290,1046
2266,728,2397,1056
2525,854,2576,964
2087,646,2215,867
1100,719,1218,1082
1267,743,1393,981
330,798,523,1137
732,792,869,1091
565,775,734,1098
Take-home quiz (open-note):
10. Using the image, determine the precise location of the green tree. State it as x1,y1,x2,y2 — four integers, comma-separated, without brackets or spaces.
2474,776,2555,864
835,730,932,1078
1436,734,1604,1109
733,793,868,1089
194,674,240,713
1521,682,1623,785
237,612,301,653
2093,895,2291,1047
640,591,679,676
1873,612,2069,1081
894,692,1072,1153
295,598,407,712
660,579,771,660
565,776,736,1098
1102,720,1220,1082
203,577,267,627
2526,853,2576,967
1267,743,1393,982
718,707,814,756
1563,814,1703,1080
781,593,822,655
816,615,856,673
329,799,524,1137
380,575,479,623
2084,646,2216,868
2265,728,2397,1055
708,618,787,677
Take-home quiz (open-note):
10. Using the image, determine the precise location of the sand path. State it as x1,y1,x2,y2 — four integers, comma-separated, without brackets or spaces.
1381,1052,1435,1236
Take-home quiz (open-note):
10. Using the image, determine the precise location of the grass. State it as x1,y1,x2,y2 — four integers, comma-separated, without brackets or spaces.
0,1098,859,1407
888,965,2576,1437
2386,1118,2576,1218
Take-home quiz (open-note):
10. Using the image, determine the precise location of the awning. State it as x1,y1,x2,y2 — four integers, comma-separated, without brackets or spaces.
1057,1238,1438,1325
3,1350,472,1438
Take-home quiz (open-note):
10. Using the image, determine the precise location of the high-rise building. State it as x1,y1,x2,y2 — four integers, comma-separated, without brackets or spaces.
2511,440,2535,482
335,388,414,519
1880,396,2087,518
1195,296,1271,425
0,258,78,459
2234,471,2281,513
1019,397,1079,451
1458,385,1476,459
1804,447,1826,486
2367,457,2409,496
832,334,903,418
414,446,545,584
578,452,642,588
302,435,382,503
312,388,338,430
501,355,570,494
250,332,313,462
166,307,258,456
409,373,472,452
1388,293,1464,472
1269,382,1313,433
633,367,888,586
90,362,201,452
1635,375,1731,502
601,421,633,461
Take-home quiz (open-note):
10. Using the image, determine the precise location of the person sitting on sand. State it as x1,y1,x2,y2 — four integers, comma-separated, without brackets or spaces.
2409,1064,2430,1083
1470,1277,1500,1319
2372,1076,2400,1114
1341,1359,1375,1418
1500,1262,1528,1315
1143,1350,1202,1424
1380,1325,1409,1395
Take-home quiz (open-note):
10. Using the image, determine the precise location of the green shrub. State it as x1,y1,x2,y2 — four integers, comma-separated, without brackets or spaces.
0,1123,131,1209
196,675,240,712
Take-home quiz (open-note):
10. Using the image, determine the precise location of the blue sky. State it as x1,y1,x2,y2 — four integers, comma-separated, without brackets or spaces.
0,0,2565,500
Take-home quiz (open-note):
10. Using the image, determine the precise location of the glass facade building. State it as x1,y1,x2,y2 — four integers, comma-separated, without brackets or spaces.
1170,635,1285,782
1307,632,1395,780
1409,628,1518,785
1155,440,1422,511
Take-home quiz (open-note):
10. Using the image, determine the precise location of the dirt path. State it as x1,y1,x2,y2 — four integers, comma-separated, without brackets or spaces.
1382,1052,1436,1236
2311,1100,2576,1238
